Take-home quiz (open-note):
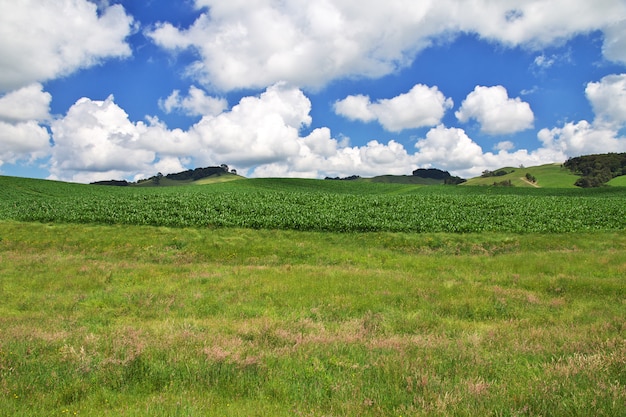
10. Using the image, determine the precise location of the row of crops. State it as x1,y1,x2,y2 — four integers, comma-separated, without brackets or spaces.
1,176,625,233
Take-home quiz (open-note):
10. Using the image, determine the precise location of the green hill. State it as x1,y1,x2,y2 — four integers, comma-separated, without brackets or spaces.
132,172,242,187
193,174,245,185
462,163,580,188
608,175,626,186
7,157,626,193
92,165,241,187
361,175,442,185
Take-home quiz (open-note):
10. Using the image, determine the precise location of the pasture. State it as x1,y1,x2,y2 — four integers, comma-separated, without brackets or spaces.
0,176,625,416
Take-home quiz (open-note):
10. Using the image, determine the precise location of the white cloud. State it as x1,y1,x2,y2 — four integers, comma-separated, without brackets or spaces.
188,82,313,167
334,84,453,132
159,86,228,117
325,139,415,177
533,54,556,69
537,120,626,156
520,86,539,96
494,141,515,152
602,19,626,65
0,83,51,123
531,50,571,73
585,73,626,128
48,83,331,181
333,95,375,123
533,73,626,158
250,139,417,179
453,0,626,48
456,85,534,135
414,125,485,171
43,78,625,183
50,96,160,182
45,83,452,181
0,0,134,92
148,0,626,91
411,125,568,178
0,83,52,166
0,121,51,166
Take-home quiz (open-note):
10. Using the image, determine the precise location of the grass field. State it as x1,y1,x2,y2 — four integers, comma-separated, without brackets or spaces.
1,175,625,415
609,175,626,187
462,163,579,188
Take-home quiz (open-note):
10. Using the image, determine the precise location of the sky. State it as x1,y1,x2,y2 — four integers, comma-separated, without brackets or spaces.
1,0,626,183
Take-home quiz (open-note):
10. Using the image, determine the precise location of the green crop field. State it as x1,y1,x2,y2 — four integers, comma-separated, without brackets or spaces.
1,174,625,416
1,175,625,233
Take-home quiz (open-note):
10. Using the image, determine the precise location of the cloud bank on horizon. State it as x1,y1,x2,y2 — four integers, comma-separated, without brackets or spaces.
1,0,626,182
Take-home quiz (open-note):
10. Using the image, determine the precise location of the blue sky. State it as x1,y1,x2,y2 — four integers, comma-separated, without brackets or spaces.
1,0,625,182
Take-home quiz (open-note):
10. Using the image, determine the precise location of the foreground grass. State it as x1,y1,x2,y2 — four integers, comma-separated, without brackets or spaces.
1,221,625,416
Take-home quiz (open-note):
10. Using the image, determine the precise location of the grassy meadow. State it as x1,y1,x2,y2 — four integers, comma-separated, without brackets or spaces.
1,175,625,416
462,163,579,188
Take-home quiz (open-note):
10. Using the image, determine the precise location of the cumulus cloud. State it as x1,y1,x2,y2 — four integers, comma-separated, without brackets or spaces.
187,82,314,167
334,84,453,132
413,125,485,171
50,96,161,182
0,0,134,92
456,85,534,135
0,83,51,123
44,77,626,183
585,73,626,128
411,125,569,178
44,83,458,181
535,74,626,158
47,83,335,182
0,83,52,166
333,95,375,123
0,121,51,167
159,86,228,117
248,122,567,180
251,139,417,179
147,0,626,91
538,121,626,156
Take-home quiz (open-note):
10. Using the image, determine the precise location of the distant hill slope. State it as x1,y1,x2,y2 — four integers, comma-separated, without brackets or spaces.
350,168,464,185
93,165,241,187
608,175,626,186
133,172,241,187
462,163,580,188
361,175,444,185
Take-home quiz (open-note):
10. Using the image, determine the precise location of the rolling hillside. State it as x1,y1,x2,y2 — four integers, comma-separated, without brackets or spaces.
325,163,584,188
608,175,626,186
5,158,626,192
360,175,445,185
462,163,580,188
